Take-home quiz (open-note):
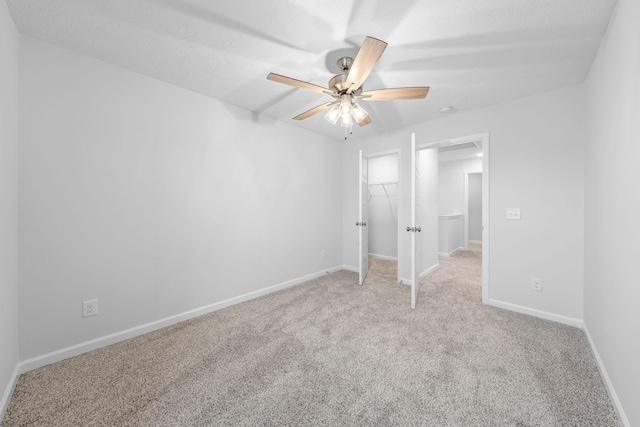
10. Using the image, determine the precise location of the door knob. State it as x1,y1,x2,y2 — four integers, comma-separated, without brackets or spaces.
416,227,421,232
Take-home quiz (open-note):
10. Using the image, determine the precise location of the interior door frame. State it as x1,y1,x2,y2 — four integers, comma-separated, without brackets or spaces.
419,132,490,304
363,148,402,284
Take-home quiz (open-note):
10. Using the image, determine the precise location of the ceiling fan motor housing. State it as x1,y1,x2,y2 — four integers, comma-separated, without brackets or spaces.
329,73,349,93
329,57,363,95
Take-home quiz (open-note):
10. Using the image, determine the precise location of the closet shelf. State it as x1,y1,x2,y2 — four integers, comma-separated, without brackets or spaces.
368,182,398,186
368,182,398,199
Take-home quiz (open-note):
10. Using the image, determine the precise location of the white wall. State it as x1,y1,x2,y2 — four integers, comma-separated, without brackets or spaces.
438,215,463,256
367,154,398,259
468,173,482,242
419,148,439,276
584,0,640,424
18,36,344,360
0,0,20,415
344,84,585,322
438,157,482,215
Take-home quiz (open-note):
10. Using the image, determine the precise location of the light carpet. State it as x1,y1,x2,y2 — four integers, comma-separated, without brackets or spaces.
2,247,619,426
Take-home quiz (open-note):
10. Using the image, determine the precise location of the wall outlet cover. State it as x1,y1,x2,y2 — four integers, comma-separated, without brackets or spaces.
82,299,98,317
531,278,543,292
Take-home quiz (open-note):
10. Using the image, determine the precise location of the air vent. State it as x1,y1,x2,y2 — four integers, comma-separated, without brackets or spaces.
438,141,479,153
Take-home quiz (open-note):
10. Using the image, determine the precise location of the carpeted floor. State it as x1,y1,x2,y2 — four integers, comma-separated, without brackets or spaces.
2,247,619,426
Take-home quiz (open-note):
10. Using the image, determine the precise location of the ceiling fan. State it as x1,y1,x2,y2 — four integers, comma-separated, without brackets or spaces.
267,36,430,136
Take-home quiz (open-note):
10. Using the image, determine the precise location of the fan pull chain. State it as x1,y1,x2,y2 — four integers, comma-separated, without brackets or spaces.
344,125,354,140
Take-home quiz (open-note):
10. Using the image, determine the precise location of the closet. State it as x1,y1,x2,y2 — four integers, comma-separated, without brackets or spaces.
367,154,399,263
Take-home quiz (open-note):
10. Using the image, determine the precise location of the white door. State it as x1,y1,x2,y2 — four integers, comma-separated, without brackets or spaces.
410,134,421,309
358,150,369,285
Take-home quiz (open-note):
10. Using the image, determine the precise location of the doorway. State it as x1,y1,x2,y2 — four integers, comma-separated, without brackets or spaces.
420,133,490,303
357,133,489,308
366,151,400,284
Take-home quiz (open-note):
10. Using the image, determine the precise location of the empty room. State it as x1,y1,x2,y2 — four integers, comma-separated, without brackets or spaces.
1,0,638,425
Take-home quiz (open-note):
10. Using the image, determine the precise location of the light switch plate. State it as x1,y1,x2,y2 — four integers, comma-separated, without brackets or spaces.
506,208,521,220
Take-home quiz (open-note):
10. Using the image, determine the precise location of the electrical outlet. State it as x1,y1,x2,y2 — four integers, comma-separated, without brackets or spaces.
531,278,543,292
506,208,521,220
321,250,326,259
82,299,98,317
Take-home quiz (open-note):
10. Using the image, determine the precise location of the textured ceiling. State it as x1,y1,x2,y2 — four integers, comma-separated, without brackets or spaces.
7,0,617,140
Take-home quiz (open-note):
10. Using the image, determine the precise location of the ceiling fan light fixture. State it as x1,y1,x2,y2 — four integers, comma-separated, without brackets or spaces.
340,114,353,128
339,97,352,117
325,105,340,124
351,103,368,123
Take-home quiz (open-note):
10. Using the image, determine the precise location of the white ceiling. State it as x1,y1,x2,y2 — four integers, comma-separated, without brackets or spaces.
7,0,617,140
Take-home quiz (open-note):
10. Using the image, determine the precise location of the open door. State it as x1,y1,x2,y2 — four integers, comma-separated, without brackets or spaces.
409,134,421,309
358,150,369,285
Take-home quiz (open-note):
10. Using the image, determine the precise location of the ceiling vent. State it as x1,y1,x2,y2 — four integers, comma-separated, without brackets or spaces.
438,141,479,152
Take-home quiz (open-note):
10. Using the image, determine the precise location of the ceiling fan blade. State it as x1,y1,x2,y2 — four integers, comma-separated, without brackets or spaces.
267,73,329,95
293,101,337,120
358,115,372,126
361,87,430,100
345,36,388,94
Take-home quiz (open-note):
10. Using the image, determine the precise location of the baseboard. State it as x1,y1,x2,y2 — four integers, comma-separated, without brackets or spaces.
399,263,440,286
421,263,439,279
486,298,583,328
342,264,358,273
468,240,482,244
17,265,344,375
0,363,20,422
368,253,398,261
583,323,630,427
438,247,463,257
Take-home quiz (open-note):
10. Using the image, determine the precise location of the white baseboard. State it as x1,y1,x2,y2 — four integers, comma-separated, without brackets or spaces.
468,240,482,244
16,265,344,376
583,323,630,427
421,263,439,279
0,363,20,422
486,298,583,328
342,264,358,273
368,253,398,261
439,247,463,257
399,263,440,286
